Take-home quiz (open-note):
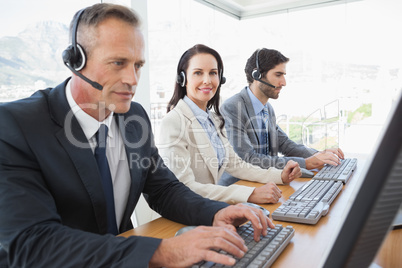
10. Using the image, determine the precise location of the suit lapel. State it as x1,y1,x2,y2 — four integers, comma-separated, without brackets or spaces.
240,87,261,145
49,79,108,233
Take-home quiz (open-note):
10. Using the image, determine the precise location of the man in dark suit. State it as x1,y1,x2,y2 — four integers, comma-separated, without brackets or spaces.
221,48,344,174
0,4,272,267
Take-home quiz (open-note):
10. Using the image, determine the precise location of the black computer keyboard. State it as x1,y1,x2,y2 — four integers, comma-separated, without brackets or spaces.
192,222,294,267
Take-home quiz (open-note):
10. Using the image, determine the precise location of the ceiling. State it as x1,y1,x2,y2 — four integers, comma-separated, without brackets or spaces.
194,0,361,20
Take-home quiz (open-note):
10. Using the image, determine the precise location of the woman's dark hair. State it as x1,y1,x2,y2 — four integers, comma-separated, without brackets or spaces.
167,44,226,132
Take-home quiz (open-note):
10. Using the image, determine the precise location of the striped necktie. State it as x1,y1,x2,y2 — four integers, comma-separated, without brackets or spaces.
261,106,270,155
94,124,118,235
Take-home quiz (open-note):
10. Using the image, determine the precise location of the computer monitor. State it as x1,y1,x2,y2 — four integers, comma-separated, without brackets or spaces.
321,90,402,268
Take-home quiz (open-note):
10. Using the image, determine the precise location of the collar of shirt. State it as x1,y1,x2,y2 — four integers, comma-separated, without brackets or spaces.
247,86,266,116
65,80,114,143
183,96,211,124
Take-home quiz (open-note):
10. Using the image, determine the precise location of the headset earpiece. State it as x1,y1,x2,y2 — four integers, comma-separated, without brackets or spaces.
252,69,261,80
252,49,262,80
62,9,87,71
62,43,86,71
176,71,186,87
62,45,74,67
219,69,226,85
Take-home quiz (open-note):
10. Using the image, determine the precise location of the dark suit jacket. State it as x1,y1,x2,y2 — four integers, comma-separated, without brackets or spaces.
221,87,317,170
0,79,228,267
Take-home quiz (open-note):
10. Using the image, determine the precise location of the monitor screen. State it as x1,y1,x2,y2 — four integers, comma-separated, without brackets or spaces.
321,91,402,268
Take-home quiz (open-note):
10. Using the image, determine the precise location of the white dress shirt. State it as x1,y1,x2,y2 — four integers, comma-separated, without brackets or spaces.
65,81,130,228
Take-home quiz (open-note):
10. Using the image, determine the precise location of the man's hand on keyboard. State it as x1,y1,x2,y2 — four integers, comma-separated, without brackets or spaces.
305,148,345,169
281,160,302,183
149,204,273,267
212,203,274,241
150,225,247,267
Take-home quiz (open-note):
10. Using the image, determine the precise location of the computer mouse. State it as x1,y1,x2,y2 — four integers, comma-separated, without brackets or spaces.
300,168,314,178
174,226,197,236
243,202,270,216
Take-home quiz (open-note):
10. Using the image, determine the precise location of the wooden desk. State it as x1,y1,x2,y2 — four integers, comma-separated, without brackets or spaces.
121,161,402,267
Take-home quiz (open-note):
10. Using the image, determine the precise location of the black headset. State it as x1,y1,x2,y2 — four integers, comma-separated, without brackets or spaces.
251,49,276,89
62,9,86,72
252,49,263,80
62,8,103,90
176,71,186,87
176,69,226,88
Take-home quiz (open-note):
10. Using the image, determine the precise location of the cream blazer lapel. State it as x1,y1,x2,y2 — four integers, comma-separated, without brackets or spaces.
176,100,221,183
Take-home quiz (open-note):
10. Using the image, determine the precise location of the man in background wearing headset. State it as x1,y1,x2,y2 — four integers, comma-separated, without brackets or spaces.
0,4,272,267
221,48,344,184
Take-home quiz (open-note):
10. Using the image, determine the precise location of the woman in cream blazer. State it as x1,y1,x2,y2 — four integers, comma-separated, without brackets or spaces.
159,44,301,204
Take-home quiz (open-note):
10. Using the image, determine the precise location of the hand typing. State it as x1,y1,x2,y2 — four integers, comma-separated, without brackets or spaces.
305,148,345,170
149,203,273,267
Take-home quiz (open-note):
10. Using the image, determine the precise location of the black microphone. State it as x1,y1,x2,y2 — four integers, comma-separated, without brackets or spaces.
64,63,103,91
256,78,276,89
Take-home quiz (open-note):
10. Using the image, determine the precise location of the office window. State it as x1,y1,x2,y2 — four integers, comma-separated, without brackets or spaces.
147,0,402,155
0,0,99,102
1,0,401,156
